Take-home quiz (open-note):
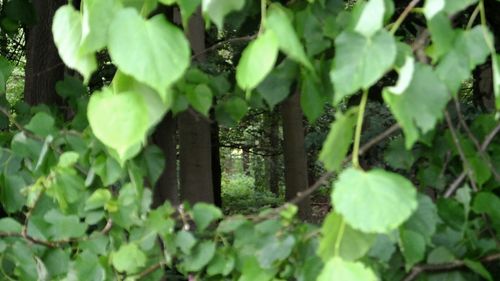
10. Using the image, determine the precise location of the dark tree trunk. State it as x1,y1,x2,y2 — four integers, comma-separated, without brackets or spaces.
24,0,65,105
242,149,250,175
266,110,280,195
281,90,311,220
153,113,179,206
178,10,214,204
211,119,222,207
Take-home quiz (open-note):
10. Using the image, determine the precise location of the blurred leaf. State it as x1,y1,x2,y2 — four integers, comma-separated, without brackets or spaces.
193,203,223,231
112,243,146,274
317,257,377,281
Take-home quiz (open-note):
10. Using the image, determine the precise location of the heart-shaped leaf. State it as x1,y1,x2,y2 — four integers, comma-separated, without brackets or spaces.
331,30,396,103
88,88,149,161
108,9,190,94
332,168,418,233
52,5,97,82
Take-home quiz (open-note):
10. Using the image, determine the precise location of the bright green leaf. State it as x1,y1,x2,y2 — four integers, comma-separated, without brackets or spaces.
112,243,146,274
52,5,97,82
108,9,190,94
236,30,279,91
193,203,223,231
384,62,449,148
266,4,313,69
332,168,418,233
88,89,149,161
186,84,213,116
182,240,216,272
317,257,377,281
202,0,245,30
354,0,385,37
319,108,358,172
331,30,396,103
318,212,375,261
80,0,121,54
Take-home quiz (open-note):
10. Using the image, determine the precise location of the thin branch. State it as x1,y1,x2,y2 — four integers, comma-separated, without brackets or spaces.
390,0,422,34
191,34,256,60
453,98,500,181
133,262,165,279
444,122,500,197
403,253,500,281
444,111,478,191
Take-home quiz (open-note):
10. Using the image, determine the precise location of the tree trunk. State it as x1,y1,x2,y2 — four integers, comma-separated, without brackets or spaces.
211,119,222,207
178,9,214,204
281,90,311,220
242,148,250,175
153,113,179,206
266,110,280,195
24,0,65,105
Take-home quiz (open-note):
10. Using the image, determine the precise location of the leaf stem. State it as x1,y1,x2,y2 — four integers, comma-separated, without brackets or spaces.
259,0,267,35
334,218,346,256
466,4,480,30
478,0,495,52
352,89,369,169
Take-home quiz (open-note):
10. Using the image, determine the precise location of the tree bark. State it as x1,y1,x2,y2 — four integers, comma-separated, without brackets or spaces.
211,119,222,207
265,110,280,195
178,9,215,204
24,0,65,105
281,90,311,220
153,113,179,206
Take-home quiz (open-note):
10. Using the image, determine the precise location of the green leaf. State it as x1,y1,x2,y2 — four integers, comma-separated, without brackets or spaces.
186,84,213,116
0,56,13,93
332,168,418,233
238,256,276,281
236,30,279,91
193,203,223,231
354,0,385,37
464,259,493,281
112,243,146,274
1,174,25,213
58,151,79,168
437,198,466,230
88,89,149,161
492,54,500,109
85,189,112,211
43,209,87,240
319,108,358,172
0,217,22,232
317,257,377,281
207,250,235,276
266,4,313,69
331,30,396,103
257,235,296,268
93,155,123,186
202,0,245,30
427,12,456,62
257,59,298,109
301,71,326,123
384,137,415,170
222,97,248,122
175,230,197,254
176,0,202,27
436,26,492,94
25,112,56,137
140,145,165,186
318,212,375,261
399,229,426,270
384,61,449,148
80,0,121,54
52,5,97,82
472,192,500,225
108,9,190,94
73,251,105,281
182,240,216,272
403,194,439,244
